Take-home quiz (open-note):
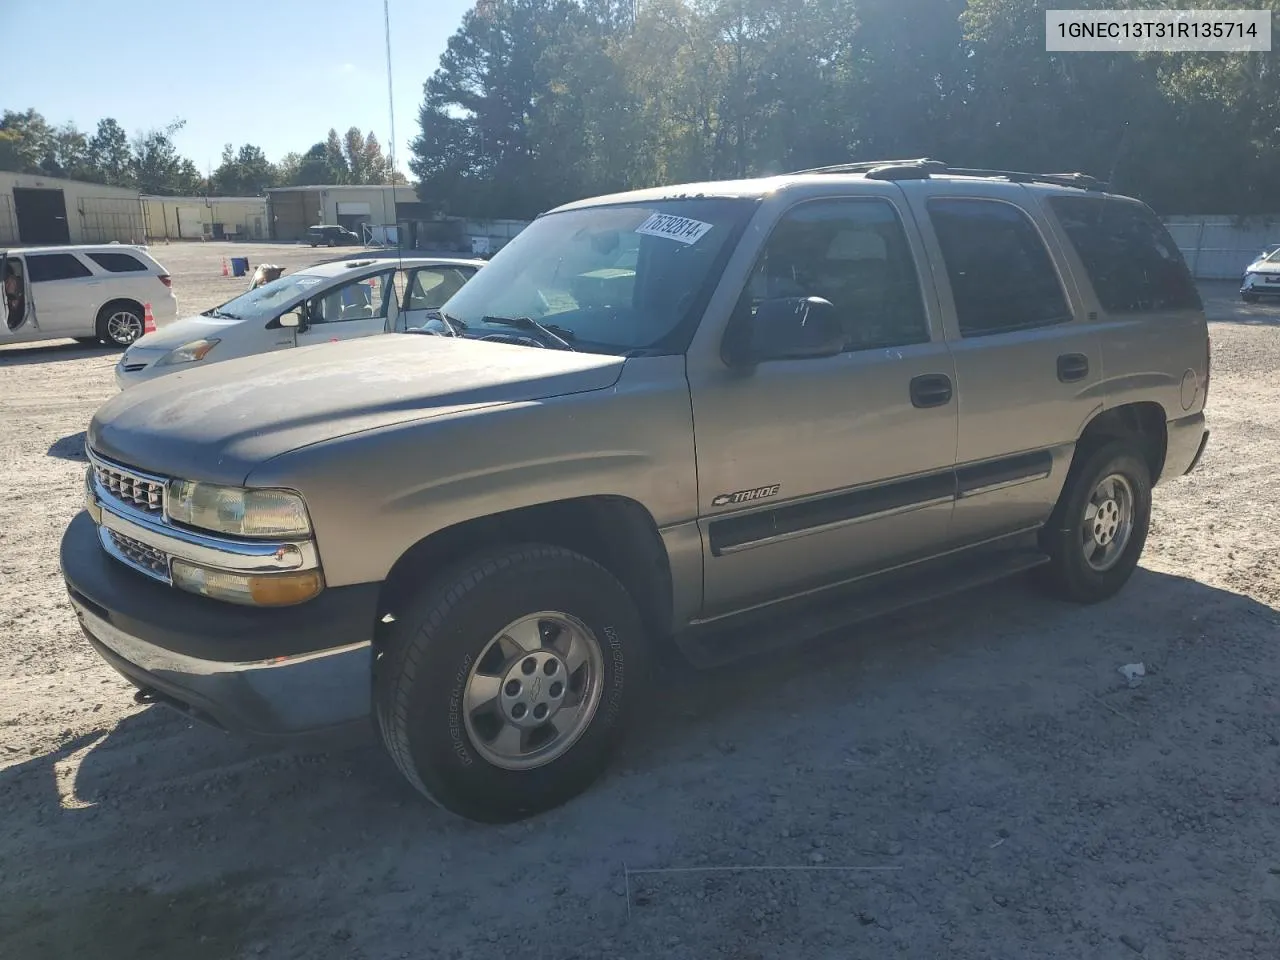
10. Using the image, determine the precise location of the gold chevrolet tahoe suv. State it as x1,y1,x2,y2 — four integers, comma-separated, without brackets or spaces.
62,160,1210,822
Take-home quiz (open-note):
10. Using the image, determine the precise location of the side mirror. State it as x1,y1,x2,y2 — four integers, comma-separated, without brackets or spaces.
279,307,306,331
726,296,845,366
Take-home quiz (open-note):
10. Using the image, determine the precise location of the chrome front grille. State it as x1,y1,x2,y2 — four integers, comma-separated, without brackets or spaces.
105,529,171,581
90,454,165,515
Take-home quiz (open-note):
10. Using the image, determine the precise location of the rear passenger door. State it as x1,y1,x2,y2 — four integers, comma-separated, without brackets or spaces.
25,252,98,335
903,184,1103,545
1044,196,1207,429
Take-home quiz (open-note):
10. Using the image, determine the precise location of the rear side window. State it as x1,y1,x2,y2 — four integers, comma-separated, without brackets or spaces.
1049,196,1201,313
928,198,1072,337
408,266,475,311
26,253,93,282
87,252,149,273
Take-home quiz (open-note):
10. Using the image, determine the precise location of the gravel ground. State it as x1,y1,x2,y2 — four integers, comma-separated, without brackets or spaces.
2,259,1279,960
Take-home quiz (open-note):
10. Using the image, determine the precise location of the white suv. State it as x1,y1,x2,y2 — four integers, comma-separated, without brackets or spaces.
2,244,179,349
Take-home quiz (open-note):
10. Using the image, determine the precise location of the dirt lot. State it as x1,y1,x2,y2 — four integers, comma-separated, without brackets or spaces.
2,254,1279,959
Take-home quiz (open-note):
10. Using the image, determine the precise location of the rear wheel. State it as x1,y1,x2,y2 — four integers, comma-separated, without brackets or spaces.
95,303,144,348
374,544,646,823
1038,440,1152,603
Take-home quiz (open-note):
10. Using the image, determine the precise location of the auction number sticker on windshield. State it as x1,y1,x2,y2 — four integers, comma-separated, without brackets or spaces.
635,213,714,245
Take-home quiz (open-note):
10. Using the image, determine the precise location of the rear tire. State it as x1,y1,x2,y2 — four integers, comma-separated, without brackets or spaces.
95,302,144,348
1037,440,1152,603
374,543,646,823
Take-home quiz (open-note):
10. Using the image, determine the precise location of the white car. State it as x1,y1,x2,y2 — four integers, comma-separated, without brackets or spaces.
2,244,178,348
115,256,484,388
1240,245,1280,302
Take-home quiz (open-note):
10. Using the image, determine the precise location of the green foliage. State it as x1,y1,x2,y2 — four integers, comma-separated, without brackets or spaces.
0,111,399,196
411,0,1280,216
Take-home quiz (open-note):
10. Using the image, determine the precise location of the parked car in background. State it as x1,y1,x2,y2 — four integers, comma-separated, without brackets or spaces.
1,244,177,348
114,256,484,387
1240,245,1280,301
308,224,362,247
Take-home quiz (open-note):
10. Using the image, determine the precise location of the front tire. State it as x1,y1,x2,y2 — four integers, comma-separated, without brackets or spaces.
374,544,646,823
1242,292,1259,303
1038,440,1152,603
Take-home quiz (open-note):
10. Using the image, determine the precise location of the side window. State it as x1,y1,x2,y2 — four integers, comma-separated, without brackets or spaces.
408,267,474,311
1048,196,1201,313
741,198,929,352
309,272,392,324
927,199,1072,336
26,253,93,283
87,252,148,273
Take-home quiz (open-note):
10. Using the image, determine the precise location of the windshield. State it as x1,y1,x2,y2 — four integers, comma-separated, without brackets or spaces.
434,197,757,354
205,273,325,321
1264,248,1280,263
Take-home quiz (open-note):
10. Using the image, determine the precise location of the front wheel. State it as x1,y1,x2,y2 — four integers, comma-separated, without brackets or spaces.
374,544,646,823
1242,292,1259,303
1037,440,1152,603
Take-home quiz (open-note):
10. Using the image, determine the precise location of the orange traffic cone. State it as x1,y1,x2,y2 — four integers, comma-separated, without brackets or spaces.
221,258,229,277
143,303,156,336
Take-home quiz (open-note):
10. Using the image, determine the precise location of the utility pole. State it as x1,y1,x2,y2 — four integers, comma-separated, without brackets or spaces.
384,0,397,182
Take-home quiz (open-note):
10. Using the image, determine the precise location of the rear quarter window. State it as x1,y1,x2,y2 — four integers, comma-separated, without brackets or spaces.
1048,196,1201,313
87,252,150,273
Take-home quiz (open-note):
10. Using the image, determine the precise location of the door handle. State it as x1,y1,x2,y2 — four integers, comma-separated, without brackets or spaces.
1057,353,1090,383
909,373,953,409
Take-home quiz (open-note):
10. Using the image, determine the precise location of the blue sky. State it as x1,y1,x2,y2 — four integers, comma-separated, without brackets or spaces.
7,0,474,175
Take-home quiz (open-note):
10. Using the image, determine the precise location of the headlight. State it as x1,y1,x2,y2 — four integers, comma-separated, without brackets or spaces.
171,561,323,606
156,338,220,366
166,480,312,538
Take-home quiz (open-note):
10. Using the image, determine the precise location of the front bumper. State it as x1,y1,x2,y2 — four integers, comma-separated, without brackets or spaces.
1240,273,1280,295
61,511,380,736
114,349,171,390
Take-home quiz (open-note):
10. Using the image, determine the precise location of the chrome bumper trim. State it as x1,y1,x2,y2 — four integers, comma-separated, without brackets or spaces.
95,500,318,574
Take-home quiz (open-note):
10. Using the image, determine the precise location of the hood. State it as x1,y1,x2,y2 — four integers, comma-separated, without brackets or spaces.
1248,260,1280,275
89,334,626,485
125,312,249,354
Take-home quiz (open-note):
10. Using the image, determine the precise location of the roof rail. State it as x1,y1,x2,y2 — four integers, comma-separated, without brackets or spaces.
789,159,1106,191
789,158,944,175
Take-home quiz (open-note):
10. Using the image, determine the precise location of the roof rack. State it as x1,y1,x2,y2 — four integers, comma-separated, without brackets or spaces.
790,159,1106,192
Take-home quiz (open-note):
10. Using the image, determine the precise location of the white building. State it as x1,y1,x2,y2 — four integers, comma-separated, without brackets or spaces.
266,185,419,242
0,170,144,246
141,195,270,241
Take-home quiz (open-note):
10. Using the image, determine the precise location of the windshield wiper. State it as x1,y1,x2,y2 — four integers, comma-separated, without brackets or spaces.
481,315,577,351
406,310,467,337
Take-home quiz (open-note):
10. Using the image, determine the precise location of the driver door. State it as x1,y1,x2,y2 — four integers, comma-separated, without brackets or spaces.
295,271,395,347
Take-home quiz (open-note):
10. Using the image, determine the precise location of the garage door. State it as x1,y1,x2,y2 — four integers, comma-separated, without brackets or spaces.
336,201,372,234
270,193,309,241
14,188,71,244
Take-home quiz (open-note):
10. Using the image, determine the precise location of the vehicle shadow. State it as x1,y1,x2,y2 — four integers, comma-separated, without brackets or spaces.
3,567,1277,955
0,340,117,366
48,430,88,463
